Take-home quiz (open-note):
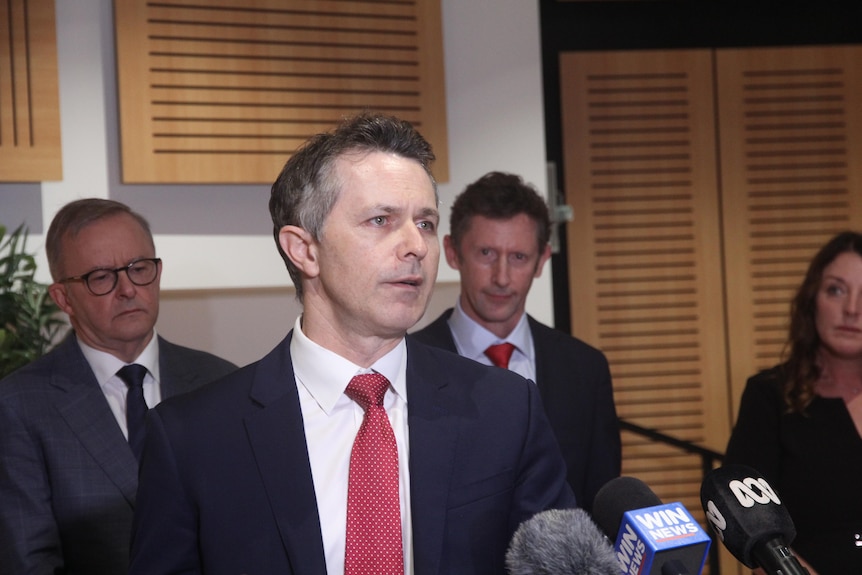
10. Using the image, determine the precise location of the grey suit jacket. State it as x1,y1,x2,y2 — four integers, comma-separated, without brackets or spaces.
0,333,237,575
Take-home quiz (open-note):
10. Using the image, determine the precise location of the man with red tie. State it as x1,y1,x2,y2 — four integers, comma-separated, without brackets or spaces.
129,115,574,575
412,171,621,512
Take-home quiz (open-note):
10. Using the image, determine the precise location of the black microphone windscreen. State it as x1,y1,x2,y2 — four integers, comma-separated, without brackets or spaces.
506,508,619,575
592,476,663,539
700,463,797,569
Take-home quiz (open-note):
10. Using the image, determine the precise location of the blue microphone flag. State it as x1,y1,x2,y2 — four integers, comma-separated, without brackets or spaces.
613,502,711,575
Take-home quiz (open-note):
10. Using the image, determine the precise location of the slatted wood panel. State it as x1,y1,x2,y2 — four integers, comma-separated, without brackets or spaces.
560,45,862,575
0,0,61,182
717,45,862,410
114,0,448,183
559,50,730,521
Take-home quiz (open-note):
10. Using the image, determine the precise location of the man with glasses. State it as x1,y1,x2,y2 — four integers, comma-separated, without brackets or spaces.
0,198,236,575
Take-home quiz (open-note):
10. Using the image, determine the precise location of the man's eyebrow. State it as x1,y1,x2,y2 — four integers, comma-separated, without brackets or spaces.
417,207,440,221
367,204,439,221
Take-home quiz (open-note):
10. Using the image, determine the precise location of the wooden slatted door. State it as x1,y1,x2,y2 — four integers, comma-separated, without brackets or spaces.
716,45,862,409
114,0,448,183
559,45,862,575
559,49,730,513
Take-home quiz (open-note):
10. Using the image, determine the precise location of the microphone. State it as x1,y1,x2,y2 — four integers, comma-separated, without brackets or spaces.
505,508,620,575
592,476,711,575
700,463,809,575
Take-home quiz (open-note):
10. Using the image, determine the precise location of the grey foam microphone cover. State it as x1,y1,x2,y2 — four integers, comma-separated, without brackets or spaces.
506,508,620,575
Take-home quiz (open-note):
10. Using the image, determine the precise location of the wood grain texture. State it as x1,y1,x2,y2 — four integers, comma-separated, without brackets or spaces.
717,45,862,411
0,0,62,182
560,49,728,520
114,0,448,183
560,48,862,575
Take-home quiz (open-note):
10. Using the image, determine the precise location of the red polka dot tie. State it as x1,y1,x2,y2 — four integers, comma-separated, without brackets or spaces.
485,342,516,369
344,373,404,575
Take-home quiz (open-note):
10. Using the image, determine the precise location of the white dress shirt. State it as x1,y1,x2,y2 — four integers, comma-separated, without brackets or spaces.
77,332,161,440
446,300,537,382
290,316,413,575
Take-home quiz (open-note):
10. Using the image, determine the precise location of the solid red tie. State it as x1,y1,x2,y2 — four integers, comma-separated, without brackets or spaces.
344,373,404,575
485,342,516,369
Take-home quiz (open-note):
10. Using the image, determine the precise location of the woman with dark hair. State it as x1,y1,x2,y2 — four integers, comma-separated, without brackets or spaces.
725,231,862,575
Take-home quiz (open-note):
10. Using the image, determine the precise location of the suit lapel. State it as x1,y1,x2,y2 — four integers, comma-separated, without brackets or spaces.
157,337,206,399
404,339,459,575
51,337,139,504
243,334,328,574
240,335,464,573
527,316,553,395
414,309,458,352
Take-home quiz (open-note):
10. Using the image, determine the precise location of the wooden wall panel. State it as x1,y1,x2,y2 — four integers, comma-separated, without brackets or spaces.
559,50,730,515
114,0,448,183
0,0,62,182
559,45,862,575
716,45,862,412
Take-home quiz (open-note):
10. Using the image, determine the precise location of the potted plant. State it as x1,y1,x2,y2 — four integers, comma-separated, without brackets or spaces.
0,224,65,379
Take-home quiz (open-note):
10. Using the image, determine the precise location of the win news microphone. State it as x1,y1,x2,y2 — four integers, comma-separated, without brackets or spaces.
506,508,620,575
700,463,809,575
592,476,711,575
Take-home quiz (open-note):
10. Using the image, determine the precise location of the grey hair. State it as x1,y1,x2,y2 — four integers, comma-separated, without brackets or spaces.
45,198,154,281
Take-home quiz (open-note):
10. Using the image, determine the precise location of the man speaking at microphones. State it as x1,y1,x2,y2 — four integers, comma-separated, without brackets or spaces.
592,476,711,575
700,464,810,575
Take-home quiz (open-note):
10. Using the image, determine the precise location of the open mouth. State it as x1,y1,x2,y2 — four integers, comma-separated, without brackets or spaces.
394,276,422,287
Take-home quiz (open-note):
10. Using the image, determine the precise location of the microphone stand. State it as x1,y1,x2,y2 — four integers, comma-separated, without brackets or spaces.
752,537,810,575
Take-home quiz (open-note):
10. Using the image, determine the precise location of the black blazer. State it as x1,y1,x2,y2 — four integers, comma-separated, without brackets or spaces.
129,332,575,575
0,333,237,575
411,309,621,511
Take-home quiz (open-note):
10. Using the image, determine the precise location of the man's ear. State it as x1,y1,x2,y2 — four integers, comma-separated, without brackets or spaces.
534,243,553,278
443,235,461,270
278,225,320,278
48,283,73,316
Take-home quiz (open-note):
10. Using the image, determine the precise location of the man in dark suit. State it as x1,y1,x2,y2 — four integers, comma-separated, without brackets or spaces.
129,113,574,575
412,171,621,512
0,199,236,575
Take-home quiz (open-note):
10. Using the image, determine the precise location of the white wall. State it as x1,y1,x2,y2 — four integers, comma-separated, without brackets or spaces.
3,0,553,367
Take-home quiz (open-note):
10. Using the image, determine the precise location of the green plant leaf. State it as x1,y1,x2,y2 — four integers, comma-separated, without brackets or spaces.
0,224,63,378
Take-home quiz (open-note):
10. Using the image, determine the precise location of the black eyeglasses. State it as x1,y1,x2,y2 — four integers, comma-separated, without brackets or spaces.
58,258,162,296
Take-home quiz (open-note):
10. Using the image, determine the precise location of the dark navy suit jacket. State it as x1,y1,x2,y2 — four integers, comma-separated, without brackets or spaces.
0,333,237,575
129,332,575,575
412,310,621,512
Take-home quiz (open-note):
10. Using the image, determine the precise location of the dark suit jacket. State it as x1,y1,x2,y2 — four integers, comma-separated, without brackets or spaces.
0,333,237,575
129,332,575,575
411,310,621,512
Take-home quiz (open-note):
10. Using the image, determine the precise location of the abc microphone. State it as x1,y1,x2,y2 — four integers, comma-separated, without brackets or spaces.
700,464,809,575
592,476,711,575
505,508,620,575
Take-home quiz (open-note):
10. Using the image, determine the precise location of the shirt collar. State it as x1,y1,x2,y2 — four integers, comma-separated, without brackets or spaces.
448,300,533,363
290,315,408,414
76,330,161,386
